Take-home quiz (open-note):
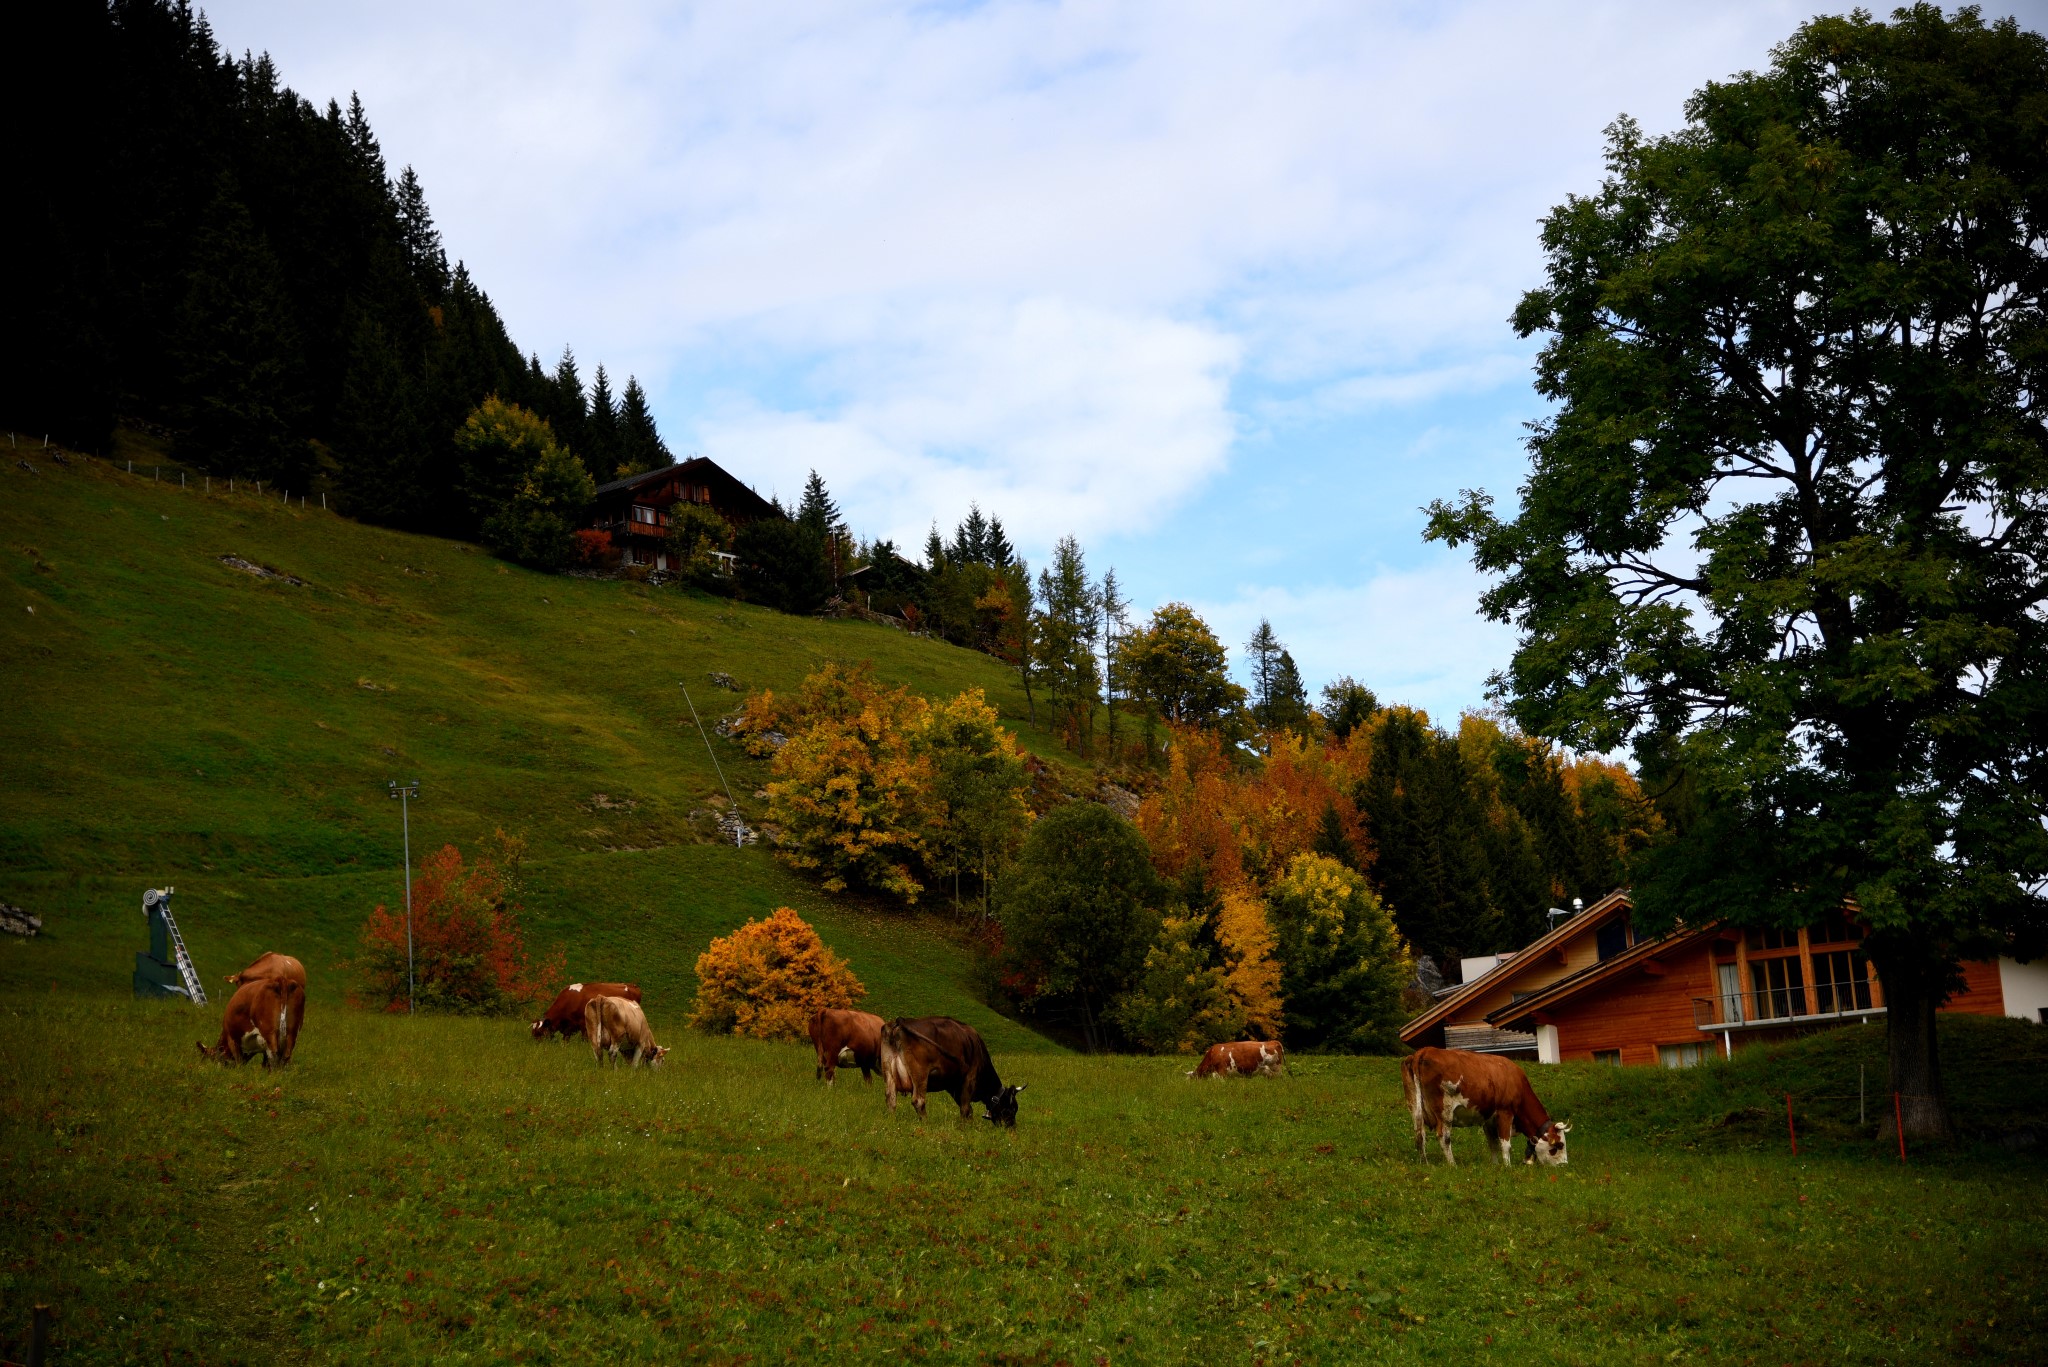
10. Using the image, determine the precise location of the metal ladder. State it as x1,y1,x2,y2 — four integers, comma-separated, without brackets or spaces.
158,891,207,1005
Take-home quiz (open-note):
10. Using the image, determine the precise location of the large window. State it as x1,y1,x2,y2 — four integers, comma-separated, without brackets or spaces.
1750,957,1807,1019
1659,1043,1710,1069
1811,950,1872,1014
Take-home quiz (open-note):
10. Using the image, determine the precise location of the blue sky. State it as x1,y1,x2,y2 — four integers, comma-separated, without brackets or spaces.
205,0,2048,723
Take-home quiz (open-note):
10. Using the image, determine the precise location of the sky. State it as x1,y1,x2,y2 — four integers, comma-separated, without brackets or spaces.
203,0,2048,724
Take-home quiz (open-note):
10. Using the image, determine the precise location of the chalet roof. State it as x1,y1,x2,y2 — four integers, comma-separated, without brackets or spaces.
1399,888,1633,1045
1484,917,1726,1033
591,456,782,521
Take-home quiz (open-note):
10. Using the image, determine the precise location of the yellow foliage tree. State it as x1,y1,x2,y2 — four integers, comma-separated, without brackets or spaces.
1215,887,1285,1039
687,907,865,1041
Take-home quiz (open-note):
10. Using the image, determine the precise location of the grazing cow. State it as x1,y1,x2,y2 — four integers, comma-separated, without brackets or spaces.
532,981,642,1041
197,978,303,1069
583,995,668,1067
225,952,307,1052
1402,1046,1571,1167
1188,1040,1285,1079
810,1007,886,1084
880,1016,1024,1125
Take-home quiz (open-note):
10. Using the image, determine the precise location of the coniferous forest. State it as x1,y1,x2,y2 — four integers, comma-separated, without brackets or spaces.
10,0,669,534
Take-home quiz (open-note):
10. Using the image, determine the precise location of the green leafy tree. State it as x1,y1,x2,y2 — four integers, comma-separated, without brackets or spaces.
1266,853,1410,1053
1109,914,1244,1055
1122,603,1247,729
1320,677,1379,740
915,688,1031,917
1425,7,2048,1136
664,502,733,583
1000,802,1164,1051
454,397,593,570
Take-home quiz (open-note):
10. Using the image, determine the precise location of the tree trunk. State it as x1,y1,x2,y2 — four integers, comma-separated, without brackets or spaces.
1870,943,1953,1142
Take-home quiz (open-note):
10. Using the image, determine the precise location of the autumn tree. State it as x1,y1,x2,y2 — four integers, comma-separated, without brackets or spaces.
354,834,562,1015
1425,8,2048,1134
1110,913,1243,1054
688,907,865,1041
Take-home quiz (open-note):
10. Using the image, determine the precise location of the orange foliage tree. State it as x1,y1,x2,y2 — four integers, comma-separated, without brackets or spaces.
354,833,562,1015
687,907,866,1040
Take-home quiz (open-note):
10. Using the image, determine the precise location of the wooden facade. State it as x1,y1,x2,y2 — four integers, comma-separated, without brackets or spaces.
586,457,781,569
1407,891,2025,1068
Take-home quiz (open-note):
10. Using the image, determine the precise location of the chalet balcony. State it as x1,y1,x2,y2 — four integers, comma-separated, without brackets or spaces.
1693,985,1884,1032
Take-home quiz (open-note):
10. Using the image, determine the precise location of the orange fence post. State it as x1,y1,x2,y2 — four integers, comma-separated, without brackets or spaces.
1786,1092,1797,1156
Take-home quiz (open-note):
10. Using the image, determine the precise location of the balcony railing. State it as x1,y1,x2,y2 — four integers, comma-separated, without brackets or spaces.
1693,984,1880,1030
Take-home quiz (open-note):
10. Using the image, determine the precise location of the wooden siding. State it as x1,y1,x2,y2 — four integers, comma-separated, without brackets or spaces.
1548,940,1721,1066
1941,957,2008,1016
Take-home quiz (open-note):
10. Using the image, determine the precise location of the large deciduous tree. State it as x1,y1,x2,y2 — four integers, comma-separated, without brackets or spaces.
1427,8,2048,1137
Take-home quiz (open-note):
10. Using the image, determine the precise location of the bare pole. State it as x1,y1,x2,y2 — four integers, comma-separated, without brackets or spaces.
681,682,742,848
388,779,421,1011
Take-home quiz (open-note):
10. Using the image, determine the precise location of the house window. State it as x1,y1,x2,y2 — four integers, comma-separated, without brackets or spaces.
1596,919,1631,961
1811,950,1872,1015
1659,1043,1709,1069
1811,908,1858,946
632,504,657,525
1592,1049,1623,1066
1750,957,1807,1019
1747,925,1797,952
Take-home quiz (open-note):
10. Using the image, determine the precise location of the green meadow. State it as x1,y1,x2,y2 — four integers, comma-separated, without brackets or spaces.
4,452,2048,1364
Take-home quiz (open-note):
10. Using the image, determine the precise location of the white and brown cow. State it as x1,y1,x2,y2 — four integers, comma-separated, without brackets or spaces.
1188,1040,1286,1079
810,1007,886,1084
583,995,668,1067
1402,1046,1570,1167
533,981,641,1040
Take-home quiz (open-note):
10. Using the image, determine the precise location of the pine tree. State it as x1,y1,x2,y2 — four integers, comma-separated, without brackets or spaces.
391,166,448,298
585,364,619,477
953,504,990,565
332,311,423,525
1264,650,1310,733
1035,536,1102,750
924,524,947,574
1100,567,1130,755
172,177,306,485
343,92,385,183
549,347,586,470
985,516,1016,568
1245,620,1282,728
616,376,670,474
796,470,844,542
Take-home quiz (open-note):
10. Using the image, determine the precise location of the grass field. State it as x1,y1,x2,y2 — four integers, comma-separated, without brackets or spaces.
2,1004,2044,1365
6,449,2048,1364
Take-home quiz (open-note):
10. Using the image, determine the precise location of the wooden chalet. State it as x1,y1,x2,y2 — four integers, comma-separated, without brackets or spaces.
586,457,782,569
1404,892,2048,1068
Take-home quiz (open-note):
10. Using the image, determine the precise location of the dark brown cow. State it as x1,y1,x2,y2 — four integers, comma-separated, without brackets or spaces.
197,978,303,1069
879,1016,1024,1125
1402,1046,1571,1167
810,1007,885,1084
531,981,642,1040
1188,1040,1285,1079
583,995,668,1067
225,952,307,1051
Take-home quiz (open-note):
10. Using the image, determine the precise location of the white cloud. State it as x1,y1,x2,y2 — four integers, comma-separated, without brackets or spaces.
1193,556,1520,724
695,297,1238,551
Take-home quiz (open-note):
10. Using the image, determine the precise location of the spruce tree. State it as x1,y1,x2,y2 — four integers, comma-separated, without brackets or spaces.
924,524,947,574
1035,536,1102,750
953,504,990,565
1099,567,1130,754
1245,619,1282,727
391,166,448,298
585,364,619,478
616,376,669,474
1265,650,1310,733
549,347,586,470
985,516,1016,569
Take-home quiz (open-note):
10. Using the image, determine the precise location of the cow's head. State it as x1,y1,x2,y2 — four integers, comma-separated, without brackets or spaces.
530,1018,549,1040
984,1083,1025,1128
1526,1120,1571,1166
649,1045,670,1068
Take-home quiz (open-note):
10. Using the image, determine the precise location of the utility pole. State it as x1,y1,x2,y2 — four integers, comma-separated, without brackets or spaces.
387,779,420,1011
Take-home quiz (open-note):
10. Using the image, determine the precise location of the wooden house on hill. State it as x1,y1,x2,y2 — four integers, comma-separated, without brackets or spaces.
1404,891,2048,1068
586,457,782,569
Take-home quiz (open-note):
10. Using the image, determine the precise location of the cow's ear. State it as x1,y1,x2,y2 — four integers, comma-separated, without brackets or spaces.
1556,1120,1572,1135
1012,1083,1026,1094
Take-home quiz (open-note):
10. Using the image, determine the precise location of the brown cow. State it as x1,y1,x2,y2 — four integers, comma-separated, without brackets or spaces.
532,981,642,1040
1188,1040,1285,1079
197,978,303,1069
225,952,307,1052
880,1016,1023,1125
584,995,668,1067
810,1008,886,1084
1402,1046,1571,1167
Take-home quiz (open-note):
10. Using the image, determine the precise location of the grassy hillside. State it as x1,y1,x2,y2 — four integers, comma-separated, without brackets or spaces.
0,449,1068,1045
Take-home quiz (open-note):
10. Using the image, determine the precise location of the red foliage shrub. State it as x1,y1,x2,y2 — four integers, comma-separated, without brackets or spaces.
353,833,563,1015
573,528,613,565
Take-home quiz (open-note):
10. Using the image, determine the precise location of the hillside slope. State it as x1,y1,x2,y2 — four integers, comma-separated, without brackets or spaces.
0,450,1063,1049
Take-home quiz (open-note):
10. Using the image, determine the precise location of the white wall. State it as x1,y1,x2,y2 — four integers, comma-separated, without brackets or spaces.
1536,1023,1560,1065
1460,953,1510,984
1998,957,2048,1024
